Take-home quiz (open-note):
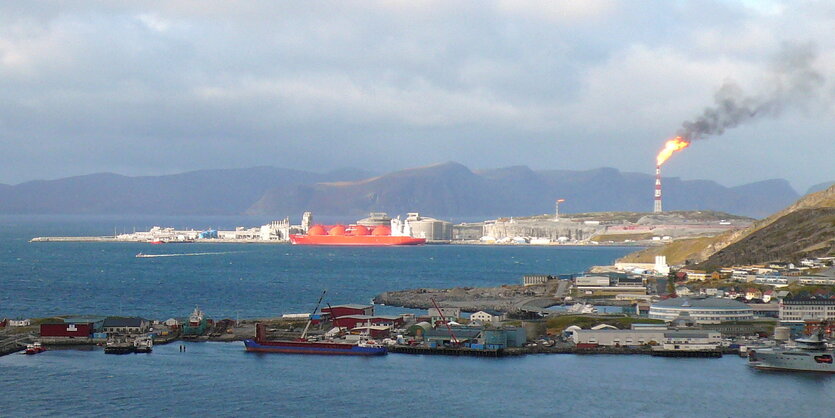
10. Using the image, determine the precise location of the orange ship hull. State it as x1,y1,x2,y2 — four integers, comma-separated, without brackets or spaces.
289,234,426,246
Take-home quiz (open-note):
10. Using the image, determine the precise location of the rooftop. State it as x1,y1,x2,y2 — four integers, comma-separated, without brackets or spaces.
652,297,750,310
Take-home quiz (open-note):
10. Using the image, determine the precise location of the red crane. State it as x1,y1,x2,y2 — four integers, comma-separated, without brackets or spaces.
430,297,459,346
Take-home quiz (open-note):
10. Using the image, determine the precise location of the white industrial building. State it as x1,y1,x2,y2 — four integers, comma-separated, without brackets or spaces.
649,297,754,324
404,213,452,241
571,324,720,348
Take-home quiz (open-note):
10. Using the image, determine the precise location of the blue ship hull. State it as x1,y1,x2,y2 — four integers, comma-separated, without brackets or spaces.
243,339,387,356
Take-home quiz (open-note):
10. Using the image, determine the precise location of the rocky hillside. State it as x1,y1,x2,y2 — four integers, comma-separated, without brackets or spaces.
619,184,835,267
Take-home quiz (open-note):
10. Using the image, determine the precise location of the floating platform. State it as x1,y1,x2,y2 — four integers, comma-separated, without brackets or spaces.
388,346,519,357
651,349,722,358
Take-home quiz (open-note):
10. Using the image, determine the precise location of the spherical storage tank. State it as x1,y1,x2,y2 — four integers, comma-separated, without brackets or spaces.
371,226,391,236
352,225,370,235
307,225,327,236
328,225,347,236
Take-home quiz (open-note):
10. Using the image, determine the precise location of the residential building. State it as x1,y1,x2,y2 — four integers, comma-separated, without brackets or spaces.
470,310,506,324
779,298,835,323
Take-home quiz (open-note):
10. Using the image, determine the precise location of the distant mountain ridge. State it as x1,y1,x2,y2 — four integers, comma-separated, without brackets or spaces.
0,162,800,218
249,162,799,219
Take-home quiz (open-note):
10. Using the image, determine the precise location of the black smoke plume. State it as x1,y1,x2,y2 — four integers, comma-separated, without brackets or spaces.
678,42,825,141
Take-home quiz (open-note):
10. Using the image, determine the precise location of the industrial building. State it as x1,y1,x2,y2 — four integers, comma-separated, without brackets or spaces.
649,297,754,324
571,324,721,348
356,213,392,227
404,212,452,241
574,274,647,296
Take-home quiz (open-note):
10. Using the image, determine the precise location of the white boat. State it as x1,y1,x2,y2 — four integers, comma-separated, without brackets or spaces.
134,336,153,353
748,328,835,373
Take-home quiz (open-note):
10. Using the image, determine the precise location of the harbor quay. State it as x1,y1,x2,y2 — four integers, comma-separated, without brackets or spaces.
2,301,745,359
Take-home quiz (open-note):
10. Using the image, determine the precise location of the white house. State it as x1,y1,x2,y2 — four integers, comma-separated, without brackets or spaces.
8,318,31,327
469,310,506,324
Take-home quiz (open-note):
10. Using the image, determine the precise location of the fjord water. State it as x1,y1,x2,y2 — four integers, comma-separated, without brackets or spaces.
0,216,634,318
2,217,835,417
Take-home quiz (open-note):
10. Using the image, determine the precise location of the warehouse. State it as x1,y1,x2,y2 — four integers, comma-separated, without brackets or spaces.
40,322,93,338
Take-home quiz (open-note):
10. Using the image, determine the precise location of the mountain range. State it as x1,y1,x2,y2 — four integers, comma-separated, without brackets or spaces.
0,162,807,219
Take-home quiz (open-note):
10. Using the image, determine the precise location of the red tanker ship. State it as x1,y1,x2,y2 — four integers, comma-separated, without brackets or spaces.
289,224,426,246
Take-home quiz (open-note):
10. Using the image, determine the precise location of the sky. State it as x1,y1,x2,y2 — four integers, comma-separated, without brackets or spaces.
1,1,833,192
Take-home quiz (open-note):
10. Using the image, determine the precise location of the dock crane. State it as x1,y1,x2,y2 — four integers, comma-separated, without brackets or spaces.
430,297,459,347
300,289,327,340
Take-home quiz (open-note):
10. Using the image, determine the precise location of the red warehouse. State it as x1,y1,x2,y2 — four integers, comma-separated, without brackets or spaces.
322,304,374,318
40,323,93,338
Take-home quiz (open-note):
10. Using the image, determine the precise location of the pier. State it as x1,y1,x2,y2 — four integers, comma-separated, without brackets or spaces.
388,345,518,357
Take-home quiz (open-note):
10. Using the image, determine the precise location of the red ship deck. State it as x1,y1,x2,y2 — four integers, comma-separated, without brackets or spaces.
289,235,425,246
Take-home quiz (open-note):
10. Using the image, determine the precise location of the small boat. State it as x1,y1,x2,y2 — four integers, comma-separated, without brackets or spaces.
149,239,164,244
135,252,151,258
133,336,153,353
24,342,46,355
104,336,136,354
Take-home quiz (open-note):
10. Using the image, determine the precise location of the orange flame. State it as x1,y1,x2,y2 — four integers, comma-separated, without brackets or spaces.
656,136,690,166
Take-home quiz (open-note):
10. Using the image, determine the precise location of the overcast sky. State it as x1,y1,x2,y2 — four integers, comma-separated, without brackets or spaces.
1,1,833,191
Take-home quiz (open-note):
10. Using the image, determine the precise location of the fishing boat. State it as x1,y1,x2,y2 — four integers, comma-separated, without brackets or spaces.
24,342,46,355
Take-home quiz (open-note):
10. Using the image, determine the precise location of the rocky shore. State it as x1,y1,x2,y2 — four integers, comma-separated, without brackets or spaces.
374,283,562,313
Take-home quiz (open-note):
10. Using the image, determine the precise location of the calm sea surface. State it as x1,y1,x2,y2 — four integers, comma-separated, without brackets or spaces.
2,217,834,417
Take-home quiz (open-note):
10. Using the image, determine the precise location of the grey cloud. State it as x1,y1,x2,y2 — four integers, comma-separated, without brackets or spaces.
0,1,833,192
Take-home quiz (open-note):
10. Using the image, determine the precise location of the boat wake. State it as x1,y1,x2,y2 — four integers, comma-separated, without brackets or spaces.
135,251,239,258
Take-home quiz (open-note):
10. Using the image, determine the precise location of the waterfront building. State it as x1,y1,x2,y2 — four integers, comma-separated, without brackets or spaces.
779,298,835,323
8,319,31,327
571,325,720,348
649,297,753,324
424,327,482,346
102,317,149,335
40,322,93,338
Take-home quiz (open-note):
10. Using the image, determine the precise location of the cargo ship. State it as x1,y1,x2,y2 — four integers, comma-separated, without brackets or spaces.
244,323,387,356
243,291,387,356
289,223,425,246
